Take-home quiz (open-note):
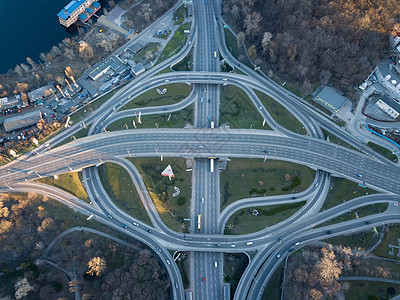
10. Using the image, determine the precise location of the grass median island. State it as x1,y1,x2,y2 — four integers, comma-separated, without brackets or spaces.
36,172,89,203
224,201,305,235
128,157,191,232
262,264,283,300
172,48,193,71
220,158,315,210
107,105,193,131
323,229,381,250
159,22,191,61
98,162,152,225
317,203,388,228
220,85,271,129
224,253,249,297
121,83,191,110
322,129,359,151
321,177,377,211
367,141,397,162
56,127,89,147
255,90,307,134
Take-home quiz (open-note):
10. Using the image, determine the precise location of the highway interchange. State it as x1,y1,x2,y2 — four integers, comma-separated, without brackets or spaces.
2,0,400,299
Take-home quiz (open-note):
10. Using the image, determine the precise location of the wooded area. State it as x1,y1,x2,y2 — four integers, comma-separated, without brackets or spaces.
223,0,400,95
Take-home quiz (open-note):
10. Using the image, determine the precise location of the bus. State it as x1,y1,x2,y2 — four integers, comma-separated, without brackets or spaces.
197,214,201,230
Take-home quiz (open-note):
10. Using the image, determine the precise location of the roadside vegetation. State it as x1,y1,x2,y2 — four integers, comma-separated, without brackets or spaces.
220,85,270,129
121,83,191,110
224,253,249,297
324,229,381,250
56,127,89,147
175,252,190,289
172,48,193,71
224,202,305,235
321,129,359,151
107,104,193,131
262,264,283,300
158,22,192,61
254,90,307,134
0,192,169,299
36,172,89,203
367,142,397,162
317,203,388,228
129,157,192,232
321,177,377,211
98,162,151,225
220,158,315,209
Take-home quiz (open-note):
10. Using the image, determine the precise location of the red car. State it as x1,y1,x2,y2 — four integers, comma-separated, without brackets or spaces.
202,277,205,283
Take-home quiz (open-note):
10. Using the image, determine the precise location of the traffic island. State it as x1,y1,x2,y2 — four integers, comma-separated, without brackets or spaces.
128,157,192,232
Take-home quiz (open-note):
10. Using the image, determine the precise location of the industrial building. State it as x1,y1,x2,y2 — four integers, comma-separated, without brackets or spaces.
375,95,400,120
3,111,43,132
313,86,349,112
88,55,127,81
27,84,55,104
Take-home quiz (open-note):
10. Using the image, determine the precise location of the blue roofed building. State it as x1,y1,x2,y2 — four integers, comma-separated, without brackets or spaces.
58,0,101,27
313,85,349,112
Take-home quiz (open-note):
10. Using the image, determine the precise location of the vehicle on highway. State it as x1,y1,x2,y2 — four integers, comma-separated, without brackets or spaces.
246,242,253,246
166,259,171,265
214,261,218,267
198,145,204,148
229,244,236,248
156,247,161,252
326,230,332,234
259,106,263,110
215,243,221,247
202,277,205,283
107,214,112,219
198,214,201,230
200,97,203,102
122,224,127,229
133,222,139,227
175,283,179,288
201,197,204,203
288,247,294,252
214,51,217,57
295,242,300,246
208,99,211,103
223,78,227,81
315,182,319,187
148,229,152,233
162,108,167,111
277,253,281,258
356,173,362,178
165,80,169,83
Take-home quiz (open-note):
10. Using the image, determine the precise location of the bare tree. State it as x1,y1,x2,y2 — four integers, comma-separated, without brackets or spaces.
26,57,37,70
237,31,246,48
243,12,262,38
86,257,106,277
64,48,75,60
141,3,152,22
261,32,273,53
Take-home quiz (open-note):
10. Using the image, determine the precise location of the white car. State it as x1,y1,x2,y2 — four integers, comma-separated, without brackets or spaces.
277,253,281,258
166,260,171,265
259,106,263,110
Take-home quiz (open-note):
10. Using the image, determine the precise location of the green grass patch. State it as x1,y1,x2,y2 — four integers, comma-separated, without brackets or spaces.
321,177,377,211
173,5,185,25
262,264,283,300
224,202,305,235
175,252,190,289
107,105,193,131
322,128,358,151
255,90,307,134
56,127,89,147
224,253,249,297
98,162,152,225
128,157,192,232
318,203,388,228
375,225,400,260
344,280,400,300
36,172,89,203
367,142,397,162
224,29,240,59
159,22,191,61
220,85,271,129
323,229,381,250
221,158,315,209
121,83,191,110
172,48,193,71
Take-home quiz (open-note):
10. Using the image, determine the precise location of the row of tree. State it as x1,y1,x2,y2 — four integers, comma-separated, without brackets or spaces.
223,0,400,96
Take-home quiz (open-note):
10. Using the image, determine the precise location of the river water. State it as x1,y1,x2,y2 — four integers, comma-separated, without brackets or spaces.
0,0,76,74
